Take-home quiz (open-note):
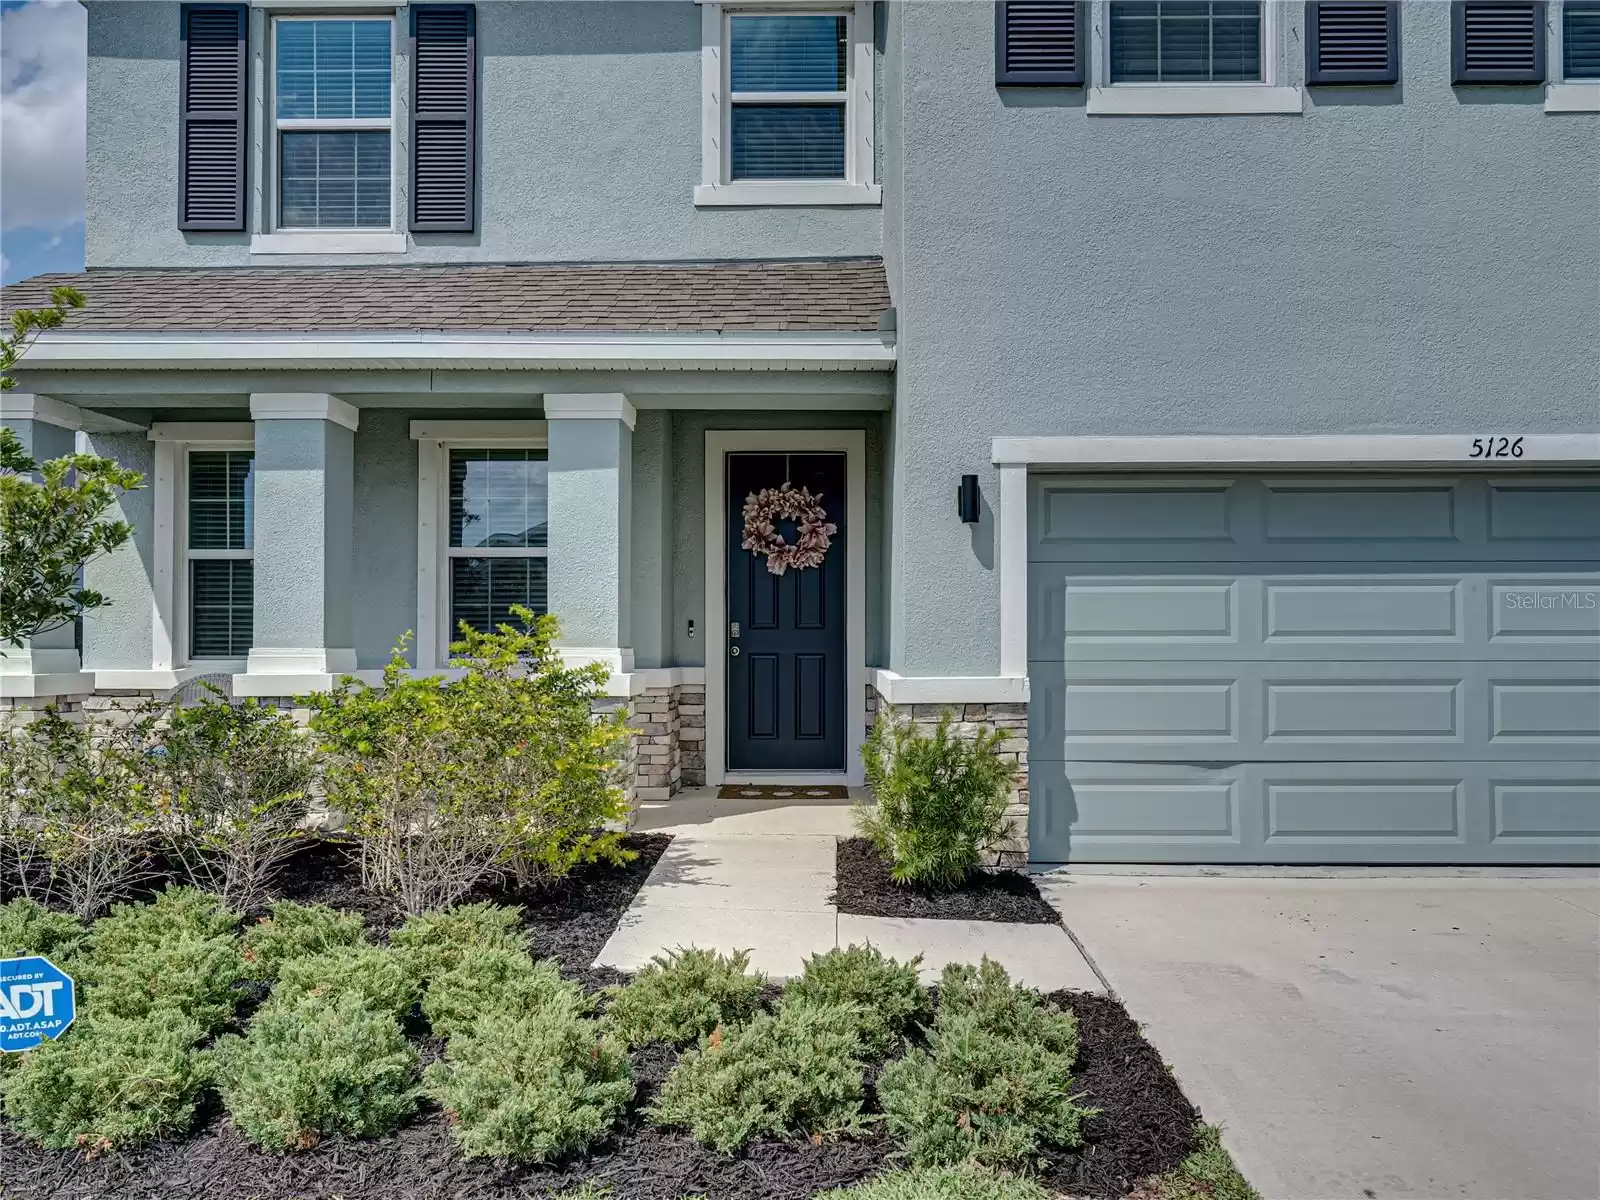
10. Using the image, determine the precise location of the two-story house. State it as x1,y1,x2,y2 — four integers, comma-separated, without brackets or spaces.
3,1,1597,866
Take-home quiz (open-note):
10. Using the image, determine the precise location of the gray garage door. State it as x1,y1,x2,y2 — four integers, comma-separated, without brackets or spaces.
1028,474,1600,865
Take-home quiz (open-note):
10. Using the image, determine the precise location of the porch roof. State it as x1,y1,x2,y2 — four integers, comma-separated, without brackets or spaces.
0,258,890,335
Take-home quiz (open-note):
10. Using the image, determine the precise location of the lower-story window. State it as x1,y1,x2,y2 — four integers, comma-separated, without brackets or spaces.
447,447,548,638
186,449,254,659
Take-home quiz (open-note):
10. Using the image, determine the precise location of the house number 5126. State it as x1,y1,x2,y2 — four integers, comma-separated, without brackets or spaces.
1469,436,1524,459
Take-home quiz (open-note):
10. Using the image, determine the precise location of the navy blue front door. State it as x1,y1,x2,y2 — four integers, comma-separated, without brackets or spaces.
726,452,846,772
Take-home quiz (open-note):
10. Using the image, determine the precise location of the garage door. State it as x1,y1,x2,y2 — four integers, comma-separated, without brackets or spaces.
1027,474,1600,864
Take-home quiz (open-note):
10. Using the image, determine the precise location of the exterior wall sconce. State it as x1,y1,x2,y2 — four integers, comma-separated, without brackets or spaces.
958,474,980,523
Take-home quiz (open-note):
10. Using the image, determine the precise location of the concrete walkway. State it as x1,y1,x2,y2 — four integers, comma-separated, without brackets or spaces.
1039,872,1600,1200
595,789,1101,991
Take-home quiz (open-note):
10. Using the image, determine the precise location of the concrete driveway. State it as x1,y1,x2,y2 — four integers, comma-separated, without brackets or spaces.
1038,873,1600,1200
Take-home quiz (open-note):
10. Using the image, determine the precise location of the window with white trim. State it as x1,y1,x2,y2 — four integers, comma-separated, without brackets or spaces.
1563,0,1600,78
697,2,877,205
446,448,549,639
272,16,394,230
185,449,254,660
1108,1,1262,82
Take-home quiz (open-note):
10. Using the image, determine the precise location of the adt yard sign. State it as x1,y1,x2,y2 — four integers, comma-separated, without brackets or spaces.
0,957,75,1052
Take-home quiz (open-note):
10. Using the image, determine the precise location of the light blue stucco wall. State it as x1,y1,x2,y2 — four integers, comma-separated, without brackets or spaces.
86,1,881,268
884,0,1600,676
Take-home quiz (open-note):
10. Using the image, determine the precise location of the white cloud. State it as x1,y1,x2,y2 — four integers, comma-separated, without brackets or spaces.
1,0,87,232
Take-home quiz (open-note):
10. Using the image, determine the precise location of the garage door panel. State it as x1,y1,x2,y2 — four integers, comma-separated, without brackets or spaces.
1032,567,1594,661
1030,477,1600,564
1029,637,1598,760
1030,760,1600,864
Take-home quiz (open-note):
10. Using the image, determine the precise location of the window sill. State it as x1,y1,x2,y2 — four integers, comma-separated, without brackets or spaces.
693,182,882,207
1086,85,1304,116
250,231,408,255
1546,82,1600,112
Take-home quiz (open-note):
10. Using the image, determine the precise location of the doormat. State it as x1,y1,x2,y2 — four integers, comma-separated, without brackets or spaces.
716,784,851,800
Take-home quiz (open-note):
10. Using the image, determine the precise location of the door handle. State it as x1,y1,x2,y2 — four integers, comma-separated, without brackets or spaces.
730,646,740,657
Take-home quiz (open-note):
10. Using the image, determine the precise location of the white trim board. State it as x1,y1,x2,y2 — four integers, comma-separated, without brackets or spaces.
0,393,84,430
704,429,868,788
870,670,1030,706
992,435,1600,469
249,392,360,430
26,332,896,373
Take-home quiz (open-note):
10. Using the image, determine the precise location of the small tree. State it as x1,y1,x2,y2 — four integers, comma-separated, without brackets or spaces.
1,287,145,648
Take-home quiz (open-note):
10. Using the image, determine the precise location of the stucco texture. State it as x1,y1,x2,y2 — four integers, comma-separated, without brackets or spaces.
86,1,881,268
884,0,1600,676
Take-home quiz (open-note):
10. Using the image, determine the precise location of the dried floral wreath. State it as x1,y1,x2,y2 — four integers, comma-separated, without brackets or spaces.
740,482,837,575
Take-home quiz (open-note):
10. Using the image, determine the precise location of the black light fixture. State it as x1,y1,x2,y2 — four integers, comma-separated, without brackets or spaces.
957,474,981,524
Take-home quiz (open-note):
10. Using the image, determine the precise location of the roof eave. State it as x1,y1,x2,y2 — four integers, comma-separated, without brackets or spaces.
22,330,897,372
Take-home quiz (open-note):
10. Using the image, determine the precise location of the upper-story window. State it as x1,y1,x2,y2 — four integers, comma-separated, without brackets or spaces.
1565,1,1600,78
272,17,394,230
1108,1,1262,83
697,3,878,207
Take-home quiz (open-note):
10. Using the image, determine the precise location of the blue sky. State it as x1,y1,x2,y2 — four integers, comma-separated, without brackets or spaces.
1,0,87,285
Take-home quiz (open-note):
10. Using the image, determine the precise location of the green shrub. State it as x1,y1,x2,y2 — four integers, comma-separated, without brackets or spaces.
241,900,367,981
1152,1125,1261,1200
152,690,316,912
856,712,1016,890
0,1010,209,1151
782,944,926,1057
304,612,630,915
647,1000,869,1153
212,990,420,1151
602,947,765,1047
86,885,241,948
423,947,588,1040
877,960,1088,1169
0,896,85,960
76,932,246,1032
391,901,529,985
424,1006,633,1161
817,1166,1051,1200
270,944,417,1021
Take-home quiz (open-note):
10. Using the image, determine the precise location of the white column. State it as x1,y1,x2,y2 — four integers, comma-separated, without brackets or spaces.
0,395,95,698
235,393,358,695
544,393,635,674
997,463,1029,680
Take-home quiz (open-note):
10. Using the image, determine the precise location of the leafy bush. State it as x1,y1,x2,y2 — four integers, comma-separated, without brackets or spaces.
0,706,160,918
149,689,316,911
271,944,417,1021
782,944,926,1057
391,902,529,985
603,947,765,1047
648,1000,869,1153
877,959,1088,1169
241,900,367,981
304,611,631,915
856,712,1015,890
74,888,246,1031
0,896,85,959
423,947,588,1040
817,1166,1051,1200
0,1010,209,1151
1152,1125,1261,1200
424,1006,633,1161
212,990,420,1151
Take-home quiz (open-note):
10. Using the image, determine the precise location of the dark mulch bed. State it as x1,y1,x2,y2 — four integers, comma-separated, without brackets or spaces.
1,831,1202,1200
830,837,1061,924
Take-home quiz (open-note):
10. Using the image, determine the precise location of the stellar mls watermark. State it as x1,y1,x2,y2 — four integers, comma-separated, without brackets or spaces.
1501,590,1598,610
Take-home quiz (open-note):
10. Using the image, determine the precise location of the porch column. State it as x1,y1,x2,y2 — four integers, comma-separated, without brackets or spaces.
0,395,94,698
235,393,357,695
79,427,161,680
544,393,635,673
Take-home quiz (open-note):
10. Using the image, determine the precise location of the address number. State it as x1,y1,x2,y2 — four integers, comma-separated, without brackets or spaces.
1469,436,1524,459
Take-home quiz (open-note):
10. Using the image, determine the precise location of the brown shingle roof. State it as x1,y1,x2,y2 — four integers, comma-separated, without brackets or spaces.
0,259,890,335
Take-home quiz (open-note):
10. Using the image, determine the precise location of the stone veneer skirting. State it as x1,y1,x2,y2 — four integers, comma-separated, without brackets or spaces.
866,683,1031,868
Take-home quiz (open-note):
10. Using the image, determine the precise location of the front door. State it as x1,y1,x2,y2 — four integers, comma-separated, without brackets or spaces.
726,452,847,772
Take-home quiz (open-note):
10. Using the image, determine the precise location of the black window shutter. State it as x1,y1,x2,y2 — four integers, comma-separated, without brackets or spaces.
410,4,477,233
178,4,247,231
1306,3,1400,84
995,1,1086,86
1452,1,1547,83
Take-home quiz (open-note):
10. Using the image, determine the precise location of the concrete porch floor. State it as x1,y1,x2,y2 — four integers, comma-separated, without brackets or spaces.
599,788,1101,990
